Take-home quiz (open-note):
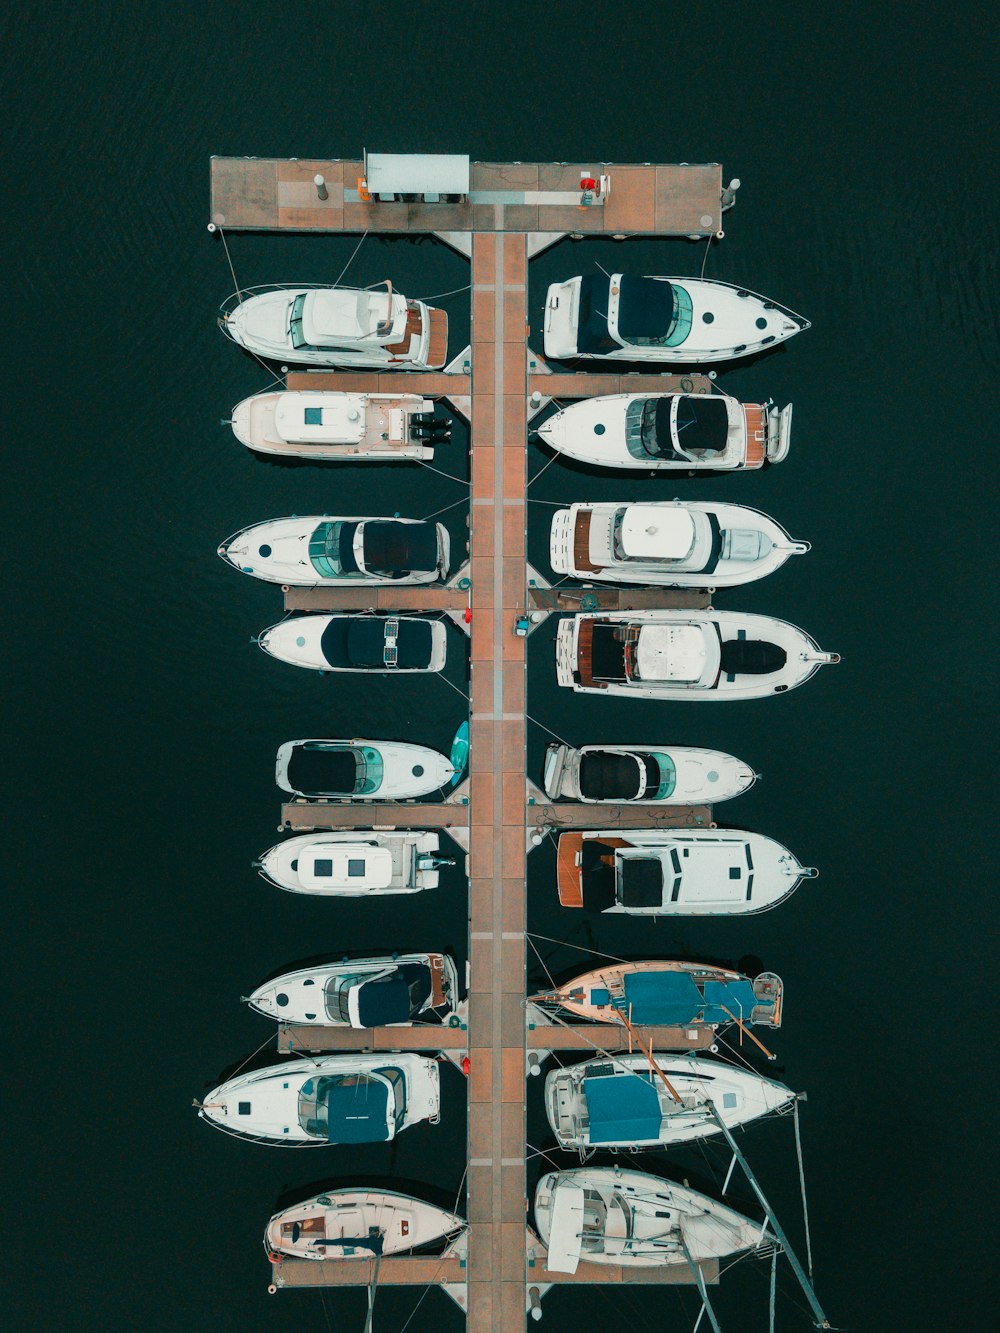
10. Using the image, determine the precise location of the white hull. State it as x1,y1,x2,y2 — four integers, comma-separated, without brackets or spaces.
535,1167,762,1271
231,390,442,460
545,1053,794,1149
257,831,450,895
218,516,450,587
198,1053,440,1145
247,953,460,1026
556,609,838,700
543,743,755,804
265,1189,465,1260
259,615,447,673
549,502,808,587
275,739,456,799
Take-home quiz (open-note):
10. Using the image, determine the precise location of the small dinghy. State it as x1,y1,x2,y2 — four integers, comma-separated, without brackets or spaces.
276,739,457,800
536,390,792,470
198,1053,440,1146
547,960,783,1032
246,953,460,1027
556,829,816,917
218,515,450,587
534,1167,762,1272
230,390,451,461
256,831,454,896
219,281,448,370
543,743,754,805
259,615,447,674
265,1188,465,1261
543,273,808,364
549,501,808,587
545,1053,794,1150
556,609,839,700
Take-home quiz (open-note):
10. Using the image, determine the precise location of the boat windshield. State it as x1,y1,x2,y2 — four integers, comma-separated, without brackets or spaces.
323,976,356,1022
308,521,361,578
377,1066,407,1126
355,747,385,795
289,293,311,349
617,278,692,347
647,752,677,799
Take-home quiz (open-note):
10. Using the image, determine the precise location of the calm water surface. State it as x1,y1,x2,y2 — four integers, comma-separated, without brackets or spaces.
6,3,995,1330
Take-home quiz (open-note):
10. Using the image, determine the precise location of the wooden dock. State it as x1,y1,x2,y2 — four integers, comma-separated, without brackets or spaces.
210,159,724,236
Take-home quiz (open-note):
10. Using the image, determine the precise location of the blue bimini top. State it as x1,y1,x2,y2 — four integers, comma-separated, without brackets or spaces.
583,1072,662,1143
321,1076,391,1143
618,971,767,1026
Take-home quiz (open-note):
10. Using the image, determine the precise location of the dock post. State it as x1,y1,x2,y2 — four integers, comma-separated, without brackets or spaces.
528,1285,543,1320
314,173,329,201
721,177,741,209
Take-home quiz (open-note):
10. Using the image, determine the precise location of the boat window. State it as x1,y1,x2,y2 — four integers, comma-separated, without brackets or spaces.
623,398,685,462
304,407,323,425
650,752,677,799
323,977,354,1022
355,747,385,795
377,1066,408,1126
308,521,362,579
618,280,692,348
290,293,311,349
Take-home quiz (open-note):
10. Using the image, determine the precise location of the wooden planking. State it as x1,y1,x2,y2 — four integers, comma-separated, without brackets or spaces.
530,803,712,830
285,371,464,395
283,586,469,613
272,1255,465,1288
526,1023,716,1052
528,586,712,612
277,1023,468,1053
529,370,713,397
530,1252,718,1285
279,802,468,831
210,158,723,234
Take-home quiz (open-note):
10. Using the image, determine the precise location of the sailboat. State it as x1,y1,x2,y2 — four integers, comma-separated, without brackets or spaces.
265,1188,465,1261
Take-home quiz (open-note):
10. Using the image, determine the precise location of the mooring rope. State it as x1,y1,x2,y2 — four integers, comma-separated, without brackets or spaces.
332,228,369,288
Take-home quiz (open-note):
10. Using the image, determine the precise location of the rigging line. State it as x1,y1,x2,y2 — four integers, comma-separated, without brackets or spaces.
217,225,243,303
526,930,631,966
525,932,558,992
700,233,714,281
223,1030,277,1081
793,1098,815,1281
416,283,472,302
525,1141,564,1172
332,229,369,289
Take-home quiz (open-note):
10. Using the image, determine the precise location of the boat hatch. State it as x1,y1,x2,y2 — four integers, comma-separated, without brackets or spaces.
300,845,394,890
546,1183,587,1273
583,1072,663,1144
618,506,695,561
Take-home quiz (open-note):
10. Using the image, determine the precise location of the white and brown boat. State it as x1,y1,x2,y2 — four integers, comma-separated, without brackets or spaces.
230,390,452,461
265,1188,465,1262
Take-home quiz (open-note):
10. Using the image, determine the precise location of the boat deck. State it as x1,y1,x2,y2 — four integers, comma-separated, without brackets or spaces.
210,159,724,236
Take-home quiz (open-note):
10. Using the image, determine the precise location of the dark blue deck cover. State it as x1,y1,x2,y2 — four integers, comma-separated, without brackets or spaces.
583,1072,662,1143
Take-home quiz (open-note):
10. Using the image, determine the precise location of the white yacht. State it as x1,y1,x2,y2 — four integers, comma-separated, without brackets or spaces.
265,1188,465,1261
218,515,450,587
230,389,451,461
543,274,808,363
550,501,808,587
276,739,457,800
545,1053,795,1150
246,953,460,1027
259,615,447,674
219,281,448,369
556,609,839,700
197,1053,440,1145
534,1168,762,1272
543,743,755,805
256,831,453,896
556,828,816,917
537,390,792,471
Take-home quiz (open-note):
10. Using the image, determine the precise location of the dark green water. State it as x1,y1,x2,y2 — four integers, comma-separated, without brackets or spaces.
7,3,996,1329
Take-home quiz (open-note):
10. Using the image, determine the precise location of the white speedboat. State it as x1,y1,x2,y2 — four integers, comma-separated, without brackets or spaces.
548,960,783,1031
534,1168,762,1272
276,739,456,800
556,828,816,916
265,1188,465,1261
246,953,460,1027
219,281,448,370
218,515,450,587
549,502,808,587
231,390,451,461
556,609,839,700
545,1053,794,1150
256,831,453,896
259,615,447,674
543,274,808,363
543,743,755,804
197,1053,440,1145
535,390,791,470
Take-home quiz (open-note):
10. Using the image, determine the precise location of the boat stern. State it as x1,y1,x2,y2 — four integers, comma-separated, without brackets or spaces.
548,507,575,575
555,617,579,688
543,277,582,359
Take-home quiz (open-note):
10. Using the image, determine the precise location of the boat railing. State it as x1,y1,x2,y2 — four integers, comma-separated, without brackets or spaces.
218,280,396,320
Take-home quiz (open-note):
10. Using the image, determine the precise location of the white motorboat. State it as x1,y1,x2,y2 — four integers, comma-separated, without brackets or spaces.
275,738,457,800
535,390,792,470
246,953,460,1027
549,501,809,587
534,1167,762,1272
556,609,839,700
197,1053,440,1145
556,828,816,916
543,273,808,363
545,1053,795,1150
259,615,447,674
265,1188,465,1261
218,515,450,587
230,390,451,461
543,743,755,805
219,281,448,369
547,960,783,1032
256,831,453,896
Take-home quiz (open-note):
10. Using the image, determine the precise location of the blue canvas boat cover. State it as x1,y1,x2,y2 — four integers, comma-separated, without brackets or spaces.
619,970,704,1024
583,1072,662,1143
701,979,762,1023
322,1077,391,1143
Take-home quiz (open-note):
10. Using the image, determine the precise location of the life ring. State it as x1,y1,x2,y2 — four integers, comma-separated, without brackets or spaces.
268,1251,282,1265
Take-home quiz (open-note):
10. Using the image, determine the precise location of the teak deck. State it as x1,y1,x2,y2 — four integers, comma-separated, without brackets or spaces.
218,155,731,1326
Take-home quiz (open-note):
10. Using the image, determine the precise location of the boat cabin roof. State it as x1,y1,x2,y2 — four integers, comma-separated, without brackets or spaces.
583,1070,663,1143
320,617,434,670
299,1073,393,1143
634,623,719,684
275,393,367,444
298,844,394,890
617,506,695,561
357,521,439,577
301,289,393,347
579,750,653,800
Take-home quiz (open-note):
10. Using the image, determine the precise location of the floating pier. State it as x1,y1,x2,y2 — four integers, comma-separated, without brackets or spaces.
215,153,738,1326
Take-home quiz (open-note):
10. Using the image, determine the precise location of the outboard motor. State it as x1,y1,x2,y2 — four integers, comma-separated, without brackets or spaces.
410,411,452,442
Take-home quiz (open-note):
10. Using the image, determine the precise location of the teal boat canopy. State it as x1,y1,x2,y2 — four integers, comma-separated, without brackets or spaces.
583,1072,662,1143
619,972,764,1026
449,721,470,781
